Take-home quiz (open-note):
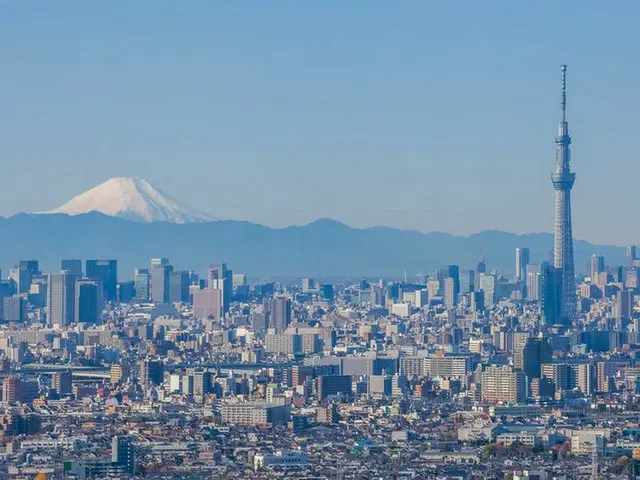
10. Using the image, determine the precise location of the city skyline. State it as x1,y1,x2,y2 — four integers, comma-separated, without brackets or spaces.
3,3,640,478
1,2,640,244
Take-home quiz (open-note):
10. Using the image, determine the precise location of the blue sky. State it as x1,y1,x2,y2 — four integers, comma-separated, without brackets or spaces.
1,1,639,245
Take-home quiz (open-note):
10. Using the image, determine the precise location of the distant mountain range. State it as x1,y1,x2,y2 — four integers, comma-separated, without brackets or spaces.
0,212,626,279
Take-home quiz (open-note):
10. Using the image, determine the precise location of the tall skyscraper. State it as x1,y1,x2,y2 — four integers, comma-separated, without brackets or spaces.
515,247,530,281
61,259,82,276
460,270,474,295
192,288,223,320
169,270,190,303
233,273,247,290
627,245,638,266
8,266,32,294
444,277,456,309
18,260,40,276
47,271,78,326
525,264,541,301
475,259,486,291
590,254,605,280
446,265,460,301
75,279,101,323
470,290,485,313
86,260,118,302
616,289,633,328
478,273,496,306
2,296,27,322
301,278,316,292
476,259,486,274
551,65,577,320
151,258,172,304
117,281,135,302
208,263,232,314
540,262,562,326
267,296,292,331
134,268,150,301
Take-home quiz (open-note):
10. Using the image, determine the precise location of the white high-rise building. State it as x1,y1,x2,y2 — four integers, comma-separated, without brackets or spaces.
47,271,78,327
515,247,530,281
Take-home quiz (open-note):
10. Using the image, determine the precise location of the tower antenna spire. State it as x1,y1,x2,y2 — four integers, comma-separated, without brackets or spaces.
561,64,567,123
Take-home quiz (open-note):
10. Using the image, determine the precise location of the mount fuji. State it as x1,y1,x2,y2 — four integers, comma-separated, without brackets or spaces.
40,177,214,224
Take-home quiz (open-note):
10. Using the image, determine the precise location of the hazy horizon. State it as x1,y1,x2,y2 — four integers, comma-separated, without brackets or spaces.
2,2,639,244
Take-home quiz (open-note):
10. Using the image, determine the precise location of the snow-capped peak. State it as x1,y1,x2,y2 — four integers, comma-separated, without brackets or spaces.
40,177,214,224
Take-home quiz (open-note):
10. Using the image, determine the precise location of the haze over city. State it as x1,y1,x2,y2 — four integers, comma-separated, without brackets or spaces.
1,1,640,244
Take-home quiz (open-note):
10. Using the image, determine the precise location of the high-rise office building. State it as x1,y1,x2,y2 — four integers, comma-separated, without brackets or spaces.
590,254,605,281
47,271,78,326
426,280,440,300
208,264,232,314
460,270,474,295
233,273,247,290
446,265,460,300
627,268,639,291
470,291,485,313
112,436,135,475
515,247,530,281
86,260,118,302
18,260,40,276
150,258,172,304
476,259,486,274
479,273,496,306
8,266,32,295
134,268,150,301
2,296,26,322
616,289,634,327
525,264,541,301
61,259,82,276
117,281,135,302
267,297,292,331
627,245,638,266
302,278,316,292
551,65,577,320
320,284,335,301
540,262,563,326
169,270,190,303
188,271,200,287
444,277,456,309
75,279,101,324
192,288,223,321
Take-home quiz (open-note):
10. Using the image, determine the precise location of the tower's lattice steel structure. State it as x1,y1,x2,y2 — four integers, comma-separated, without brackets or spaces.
551,65,576,320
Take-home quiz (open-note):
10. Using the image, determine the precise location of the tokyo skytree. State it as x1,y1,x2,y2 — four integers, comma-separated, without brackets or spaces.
551,64,576,321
